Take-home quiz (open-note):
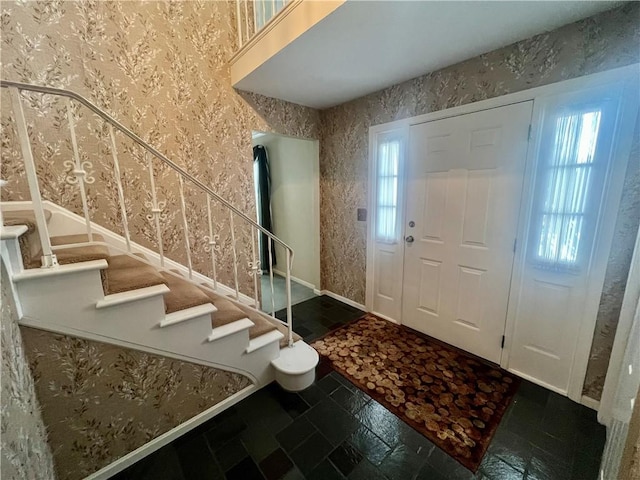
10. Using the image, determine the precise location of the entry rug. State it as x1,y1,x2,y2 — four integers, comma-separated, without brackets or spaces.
311,314,519,472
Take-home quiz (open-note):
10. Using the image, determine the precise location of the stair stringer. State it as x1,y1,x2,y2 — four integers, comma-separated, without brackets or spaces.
0,200,256,306
9,263,284,385
1,200,316,390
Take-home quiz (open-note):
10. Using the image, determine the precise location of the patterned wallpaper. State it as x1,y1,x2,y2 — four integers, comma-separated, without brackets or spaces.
0,0,319,298
1,2,637,414
318,3,640,399
20,326,251,480
1,267,56,480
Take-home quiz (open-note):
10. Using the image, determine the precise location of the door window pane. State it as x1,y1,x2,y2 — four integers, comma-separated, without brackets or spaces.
376,138,401,243
533,108,602,270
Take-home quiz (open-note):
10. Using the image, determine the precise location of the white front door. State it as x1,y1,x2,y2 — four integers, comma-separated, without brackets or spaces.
402,102,533,363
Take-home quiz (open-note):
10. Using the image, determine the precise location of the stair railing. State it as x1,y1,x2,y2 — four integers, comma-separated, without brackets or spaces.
0,80,296,348
235,0,293,50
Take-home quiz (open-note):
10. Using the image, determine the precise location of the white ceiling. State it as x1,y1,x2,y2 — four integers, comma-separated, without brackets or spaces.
234,1,621,109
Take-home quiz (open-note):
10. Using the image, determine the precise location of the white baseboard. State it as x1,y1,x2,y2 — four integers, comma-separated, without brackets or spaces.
318,290,366,311
272,268,316,290
85,384,258,480
581,395,601,411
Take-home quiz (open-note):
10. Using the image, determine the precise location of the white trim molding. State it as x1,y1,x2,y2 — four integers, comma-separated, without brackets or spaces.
365,64,640,402
318,290,366,312
85,384,258,480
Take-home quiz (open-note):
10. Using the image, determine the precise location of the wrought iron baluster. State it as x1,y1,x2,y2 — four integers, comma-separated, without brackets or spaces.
204,194,219,290
145,153,165,267
249,226,260,308
285,248,293,347
229,211,240,300
65,98,94,241
178,175,193,279
8,87,57,267
107,124,131,252
268,236,275,316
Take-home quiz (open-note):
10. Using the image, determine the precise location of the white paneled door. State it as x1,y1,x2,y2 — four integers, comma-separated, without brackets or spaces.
402,102,533,363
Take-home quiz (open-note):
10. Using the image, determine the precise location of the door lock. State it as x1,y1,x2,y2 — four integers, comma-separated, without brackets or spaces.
405,235,414,243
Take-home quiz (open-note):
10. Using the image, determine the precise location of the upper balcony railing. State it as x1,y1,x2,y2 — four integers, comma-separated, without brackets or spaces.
236,0,292,50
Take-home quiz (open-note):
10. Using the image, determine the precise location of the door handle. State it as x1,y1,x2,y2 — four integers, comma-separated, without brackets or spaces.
405,235,414,243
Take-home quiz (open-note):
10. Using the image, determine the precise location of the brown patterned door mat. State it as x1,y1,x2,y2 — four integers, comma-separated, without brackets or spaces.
311,314,519,472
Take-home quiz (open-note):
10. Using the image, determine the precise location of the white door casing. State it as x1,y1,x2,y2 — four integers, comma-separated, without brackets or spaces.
365,65,639,406
366,128,408,323
402,102,534,364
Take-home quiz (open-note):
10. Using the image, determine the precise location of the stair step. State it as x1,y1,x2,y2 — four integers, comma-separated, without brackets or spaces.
2,209,52,233
160,303,217,328
271,321,301,349
12,259,108,282
271,341,319,392
107,253,149,270
50,233,105,246
198,286,249,328
31,243,110,268
246,329,285,354
207,318,254,342
104,261,166,295
234,303,280,340
96,284,170,309
1,225,28,240
161,272,212,314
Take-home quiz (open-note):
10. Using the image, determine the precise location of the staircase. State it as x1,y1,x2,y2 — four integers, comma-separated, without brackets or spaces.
0,80,318,393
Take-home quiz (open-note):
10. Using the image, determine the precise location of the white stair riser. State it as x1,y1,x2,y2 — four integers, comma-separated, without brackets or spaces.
3,199,317,394
275,369,316,392
11,263,283,385
1,235,25,273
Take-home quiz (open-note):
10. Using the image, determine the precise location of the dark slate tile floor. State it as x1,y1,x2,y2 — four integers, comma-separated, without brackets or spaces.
113,295,605,480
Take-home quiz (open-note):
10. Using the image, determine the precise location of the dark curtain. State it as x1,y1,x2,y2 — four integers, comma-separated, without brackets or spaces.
253,145,276,270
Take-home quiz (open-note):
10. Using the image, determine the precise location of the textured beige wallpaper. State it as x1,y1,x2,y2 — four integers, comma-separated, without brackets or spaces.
318,3,640,399
1,266,56,480
21,326,251,480
0,0,319,298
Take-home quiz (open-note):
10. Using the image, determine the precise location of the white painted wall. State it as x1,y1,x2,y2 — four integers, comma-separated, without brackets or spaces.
252,133,320,288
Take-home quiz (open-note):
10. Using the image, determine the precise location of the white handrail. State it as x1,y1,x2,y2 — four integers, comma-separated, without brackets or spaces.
1,80,297,348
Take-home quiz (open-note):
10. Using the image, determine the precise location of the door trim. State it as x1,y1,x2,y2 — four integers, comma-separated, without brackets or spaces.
365,63,639,405
365,123,409,323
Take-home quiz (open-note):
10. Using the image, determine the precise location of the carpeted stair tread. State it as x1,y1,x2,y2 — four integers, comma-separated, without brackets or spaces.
273,321,301,349
230,303,301,344
234,302,297,342
107,254,150,270
50,233,105,246
197,285,299,344
2,209,53,233
104,262,166,295
30,243,110,268
161,272,212,314
198,287,250,328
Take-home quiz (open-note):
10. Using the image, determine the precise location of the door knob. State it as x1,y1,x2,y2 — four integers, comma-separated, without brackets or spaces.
405,235,414,243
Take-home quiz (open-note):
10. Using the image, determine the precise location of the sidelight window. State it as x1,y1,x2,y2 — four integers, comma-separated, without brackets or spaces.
532,106,604,271
376,137,401,243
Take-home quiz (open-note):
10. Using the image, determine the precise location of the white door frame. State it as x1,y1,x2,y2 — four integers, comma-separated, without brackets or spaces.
365,63,639,406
